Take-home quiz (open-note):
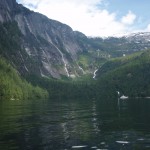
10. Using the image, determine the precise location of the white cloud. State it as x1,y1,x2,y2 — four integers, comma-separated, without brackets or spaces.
17,0,139,37
121,11,136,25
146,24,150,31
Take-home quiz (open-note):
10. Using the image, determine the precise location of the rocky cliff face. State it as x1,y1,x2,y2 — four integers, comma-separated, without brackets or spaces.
0,0,17,22
0,0,84,78
1,0,150,79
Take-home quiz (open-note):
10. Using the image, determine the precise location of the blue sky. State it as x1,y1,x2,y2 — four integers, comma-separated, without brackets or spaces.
16,0,150,37
104,0,150,28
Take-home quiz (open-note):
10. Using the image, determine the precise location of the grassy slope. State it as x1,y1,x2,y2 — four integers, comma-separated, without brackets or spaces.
96,50,150,98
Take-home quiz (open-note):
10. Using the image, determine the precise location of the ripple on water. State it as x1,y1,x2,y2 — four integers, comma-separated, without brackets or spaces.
116,141,130,144
72,145,87,149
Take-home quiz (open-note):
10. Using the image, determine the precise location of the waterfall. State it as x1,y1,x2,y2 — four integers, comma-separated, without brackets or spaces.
78,65,85,74
52,46,70,77
93,69,98,79
57,49,69,77
46,33,70,77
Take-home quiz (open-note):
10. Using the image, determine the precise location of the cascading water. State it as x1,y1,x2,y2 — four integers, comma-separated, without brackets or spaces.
93,69,98,79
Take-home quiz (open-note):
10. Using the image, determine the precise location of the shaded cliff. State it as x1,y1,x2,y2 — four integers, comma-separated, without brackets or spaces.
1,0,150,79
0,0,84,78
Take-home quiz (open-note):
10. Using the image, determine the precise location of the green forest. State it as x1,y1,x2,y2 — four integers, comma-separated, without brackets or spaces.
0,58,48,100
1,49,150,101
95,49,150,98
27,49,150,100
0,21,150,101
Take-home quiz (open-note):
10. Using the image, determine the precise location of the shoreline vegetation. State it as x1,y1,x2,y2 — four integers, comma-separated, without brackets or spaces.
1,49,150,101
0,58,48,100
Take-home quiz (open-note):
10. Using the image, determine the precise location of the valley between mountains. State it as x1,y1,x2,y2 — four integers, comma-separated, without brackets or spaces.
1,0,150,100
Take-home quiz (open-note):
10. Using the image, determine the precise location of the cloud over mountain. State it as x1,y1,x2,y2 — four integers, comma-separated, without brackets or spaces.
17,0,150,37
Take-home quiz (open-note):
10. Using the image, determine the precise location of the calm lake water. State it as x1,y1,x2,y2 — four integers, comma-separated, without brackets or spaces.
0,98,150,150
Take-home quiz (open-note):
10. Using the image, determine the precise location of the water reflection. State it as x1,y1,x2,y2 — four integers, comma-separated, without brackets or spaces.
117,98,129,118
0,98,150,149
91,100,100,134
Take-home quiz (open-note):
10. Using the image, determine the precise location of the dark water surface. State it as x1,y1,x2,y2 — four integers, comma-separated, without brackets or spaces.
0,98,150,150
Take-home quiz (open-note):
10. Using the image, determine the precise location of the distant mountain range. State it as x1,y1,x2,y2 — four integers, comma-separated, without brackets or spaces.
1,0,150,79
1,0,150,99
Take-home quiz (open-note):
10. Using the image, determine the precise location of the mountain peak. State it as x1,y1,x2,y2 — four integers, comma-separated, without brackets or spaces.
0,0,85,78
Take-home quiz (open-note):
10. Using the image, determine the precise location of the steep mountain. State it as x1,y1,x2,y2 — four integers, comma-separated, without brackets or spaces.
0,0,90,79
1,0,150,80
85,33,150,58
125,32,150,43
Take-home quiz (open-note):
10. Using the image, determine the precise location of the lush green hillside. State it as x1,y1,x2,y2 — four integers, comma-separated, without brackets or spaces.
96,50,150,98
1,21,149,100
24,50,150,100
0,58,48,100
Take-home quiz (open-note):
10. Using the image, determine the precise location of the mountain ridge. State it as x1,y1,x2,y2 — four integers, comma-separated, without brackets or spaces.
94,49,150,98
1,0,150,79
0,0,85,78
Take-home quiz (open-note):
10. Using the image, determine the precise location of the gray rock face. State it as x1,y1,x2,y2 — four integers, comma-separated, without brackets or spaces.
0,0,83,78
1,0,150,79
0,0,17,22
